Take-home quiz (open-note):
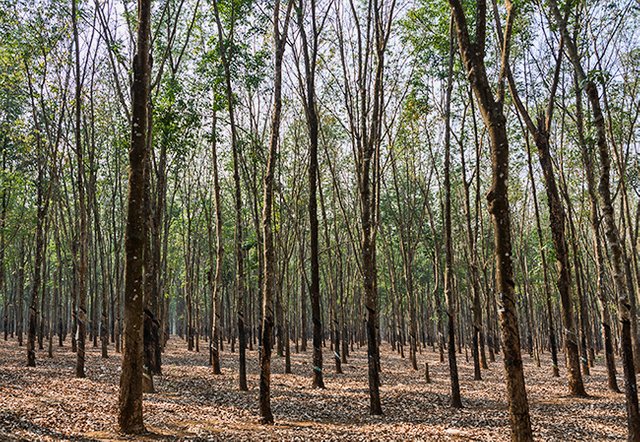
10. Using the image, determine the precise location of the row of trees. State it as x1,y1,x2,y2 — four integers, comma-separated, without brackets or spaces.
2,0,640,440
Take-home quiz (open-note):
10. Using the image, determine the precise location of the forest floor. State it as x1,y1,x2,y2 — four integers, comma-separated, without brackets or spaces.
0,336,627,441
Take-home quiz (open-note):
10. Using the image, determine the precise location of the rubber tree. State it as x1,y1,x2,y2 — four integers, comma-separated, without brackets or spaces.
448,0,533,439
118,0,152,433
548,0,640,437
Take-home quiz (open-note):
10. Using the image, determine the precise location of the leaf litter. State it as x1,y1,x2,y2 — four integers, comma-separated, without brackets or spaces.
0,338,627,441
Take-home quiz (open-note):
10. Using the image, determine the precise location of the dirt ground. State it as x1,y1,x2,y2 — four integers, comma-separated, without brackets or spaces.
0,336,627,441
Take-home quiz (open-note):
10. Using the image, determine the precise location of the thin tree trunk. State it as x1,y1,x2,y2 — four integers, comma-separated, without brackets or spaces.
26,82,48,369
548,1,639,435
460,89,484,378
211,0,248,391
297,0,325,389
443,20,462,407
72,0,87,379
524,133,559,378
210,107,223,375
259,0,293,424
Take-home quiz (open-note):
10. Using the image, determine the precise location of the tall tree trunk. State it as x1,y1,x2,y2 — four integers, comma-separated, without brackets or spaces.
588,76,640,438
211,0,248,391
210,108,223,375
532,126,585,396
524,134,559,377
548,1,640,436
300,239,307,352
297,0,325,389
0,160,6,343
27,171,45,368
25,61,50,368
443,20,462,407
95,203,109,359
17,242,25,347
449,0,533,439
357,0,392,416
259,0,293,424
118,0,151,432
318,172,342,374
575,76,619,391
72,0,87,379
459,106,485,378
142,105,159,392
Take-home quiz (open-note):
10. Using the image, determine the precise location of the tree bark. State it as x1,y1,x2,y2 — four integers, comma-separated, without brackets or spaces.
118,0,151,432
259,0,293,424
211,0,248,391
72,0,87,379
210,107,223,375
547,1,640,436
443,20,462,407
503,24,585,394
449,0,533,439
27,166,46,368
297,0,325,389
